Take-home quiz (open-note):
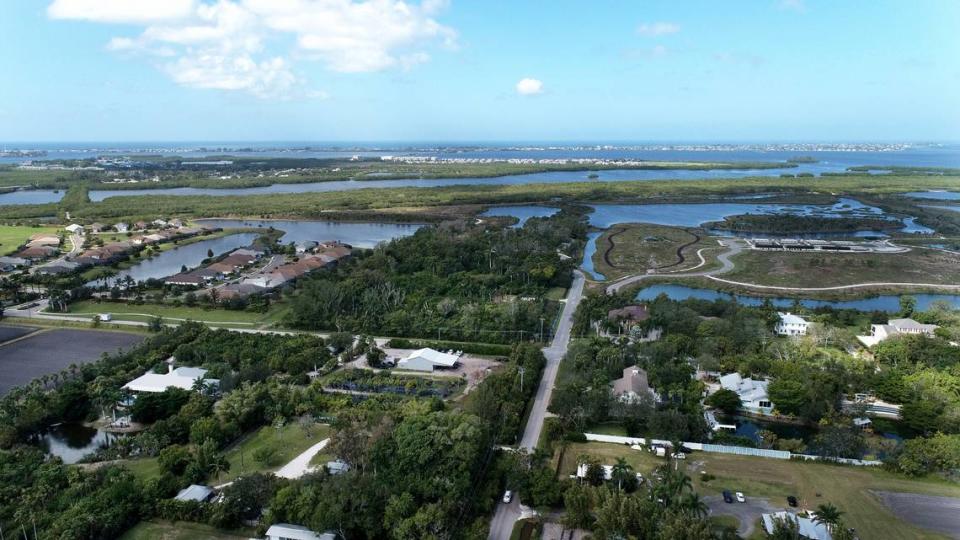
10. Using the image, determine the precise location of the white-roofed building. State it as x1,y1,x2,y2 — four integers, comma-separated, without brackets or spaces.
123,364,217,393
857,318,940,347
174,484,214,502
65,224,84,234
775,312,810,336
761,511,832,540
719,373,773,415
265,523,336,540
396,348,460,373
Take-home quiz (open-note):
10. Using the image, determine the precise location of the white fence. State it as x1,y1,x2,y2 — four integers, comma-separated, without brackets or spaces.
583,433,881,466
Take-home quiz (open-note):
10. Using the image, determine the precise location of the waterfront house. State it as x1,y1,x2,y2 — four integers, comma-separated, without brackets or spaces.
857,318,940,347
719,373,773,415
775,312,810,336
123,363,218,393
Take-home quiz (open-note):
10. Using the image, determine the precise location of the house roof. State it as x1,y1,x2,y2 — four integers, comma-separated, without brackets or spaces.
612,366,652,397
888,318,938,332
265,523,334,540
404,348,459,367
174,484,214,502
719,373,770,404
777,312,809,325
123,366,211,393
607,305,650,323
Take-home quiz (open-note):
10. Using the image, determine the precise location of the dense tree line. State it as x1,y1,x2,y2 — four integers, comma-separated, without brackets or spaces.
284,212,585,342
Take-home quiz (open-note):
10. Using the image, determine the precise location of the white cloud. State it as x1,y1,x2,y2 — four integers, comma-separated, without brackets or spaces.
47,0,455,98
636,21,680,37
515,78,543,96
48,0,196,23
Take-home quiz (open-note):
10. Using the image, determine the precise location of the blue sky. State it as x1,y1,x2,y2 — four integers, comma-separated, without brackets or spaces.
1,0,958,142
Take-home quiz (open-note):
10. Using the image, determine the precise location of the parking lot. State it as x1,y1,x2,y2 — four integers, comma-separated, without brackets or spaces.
0,327,146,395
874,491,960,539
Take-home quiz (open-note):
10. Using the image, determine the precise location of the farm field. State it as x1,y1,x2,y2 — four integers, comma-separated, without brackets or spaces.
559,442,960,540
0,327,145,395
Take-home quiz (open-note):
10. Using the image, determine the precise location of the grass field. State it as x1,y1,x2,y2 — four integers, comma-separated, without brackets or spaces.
0,224,61,255
723,248,960,288
59,299,285,326
560,442,960,540
593,224,714,280
217,422,330,484
120,520,253,540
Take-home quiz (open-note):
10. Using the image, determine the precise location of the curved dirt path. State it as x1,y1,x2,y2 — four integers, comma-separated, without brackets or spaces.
605,239,742,294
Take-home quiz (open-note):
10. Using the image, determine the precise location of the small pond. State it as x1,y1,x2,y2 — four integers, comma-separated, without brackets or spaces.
36,422,122,464
480,206,560,227
0,189,64,205
196,219,422,249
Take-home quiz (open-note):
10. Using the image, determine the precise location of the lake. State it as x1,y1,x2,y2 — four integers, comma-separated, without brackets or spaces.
635,284,960,311
480,205,560,227
88,232,259,288
36,422,122,464
0,189,64,205
196,219,421,248
586,198,929,233
906,190,960,200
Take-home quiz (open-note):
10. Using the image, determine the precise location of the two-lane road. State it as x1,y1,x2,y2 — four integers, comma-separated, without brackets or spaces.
488,270,586,540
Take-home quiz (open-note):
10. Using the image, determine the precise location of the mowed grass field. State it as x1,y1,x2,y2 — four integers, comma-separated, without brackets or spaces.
560,442,960,540
0,224,62,255
58,299,286,326
593,224,717,281
723,248,960,288
120,520,253,540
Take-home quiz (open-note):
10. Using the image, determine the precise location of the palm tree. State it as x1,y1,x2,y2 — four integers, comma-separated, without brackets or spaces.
679,492,708,518
611,457,634,491
812,503,844,530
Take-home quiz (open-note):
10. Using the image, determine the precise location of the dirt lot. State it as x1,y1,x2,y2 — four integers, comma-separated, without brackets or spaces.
874,491,960,539
0,328,146,395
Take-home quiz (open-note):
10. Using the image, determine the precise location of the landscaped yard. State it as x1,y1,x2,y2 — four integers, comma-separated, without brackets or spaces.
217,422,330,484
120,520,253,540
560,441,960,540
0,224,62,255
56,299,286,326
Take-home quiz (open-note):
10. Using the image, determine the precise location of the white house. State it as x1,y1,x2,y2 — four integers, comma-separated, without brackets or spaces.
65,223,84,235
174,484,214,502
265,523,336,540
761,511,832,540
857,318,940,347
719,373,773,415
775,312,810,336
123,364,218,393
396,348,460,373
114,222,129,233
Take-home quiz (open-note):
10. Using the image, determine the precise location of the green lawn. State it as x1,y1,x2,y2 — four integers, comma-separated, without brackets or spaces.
561,442,960,540
124,456,161,481
217,422,330,484
120,520,252,540
57,299,284,326
0,224,62,255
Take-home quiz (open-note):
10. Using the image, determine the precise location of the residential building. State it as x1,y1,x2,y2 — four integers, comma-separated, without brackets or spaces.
761,511,832,540
719,373,773,415
857,318,940,347
17,245,58,260
326,460,351,475
89,222,106,233
611,365,656,403
265,523,335,540
775,312,810,336
114,222,129,233
65,224,84,234
0,256,30,269
397,348,460,373
123,363,218,393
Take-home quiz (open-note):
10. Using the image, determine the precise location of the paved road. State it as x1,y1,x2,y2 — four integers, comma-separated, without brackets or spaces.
488,270,586,540
605,238,742,294
275,438,330,479
874,491,960,539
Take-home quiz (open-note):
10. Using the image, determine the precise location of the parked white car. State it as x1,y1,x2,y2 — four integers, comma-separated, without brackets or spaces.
736,491,746,503
502,490,513,504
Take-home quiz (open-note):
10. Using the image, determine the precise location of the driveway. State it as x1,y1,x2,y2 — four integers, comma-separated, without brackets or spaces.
704,494,782,538
275,438,330,479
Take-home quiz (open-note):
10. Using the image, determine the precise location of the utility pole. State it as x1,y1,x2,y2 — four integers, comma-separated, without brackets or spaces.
539,317,545,342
